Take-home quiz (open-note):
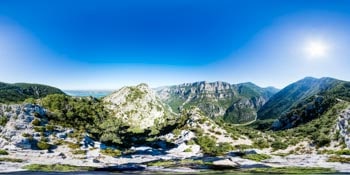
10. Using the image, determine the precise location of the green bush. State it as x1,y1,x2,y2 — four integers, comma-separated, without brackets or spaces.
37,141,51,150
184,148,192,152
100,148,122,157
23,164,94,172
72,150,87,155
0,116,8,126
195,136,216,155
335,149,350,155
31,119,41,126
195,136,232,156
0,149,9,155
242,153,271,162
67,142,81,149
34,126,45,132
45,125,54,132
22,133,31,137
0,157,23,162
253,138,269,149
314,134,331,148
271,140,288,150
327,156,350,163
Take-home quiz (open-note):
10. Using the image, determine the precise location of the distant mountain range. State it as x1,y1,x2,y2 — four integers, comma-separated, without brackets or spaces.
2,77,349,128
64,90,113,98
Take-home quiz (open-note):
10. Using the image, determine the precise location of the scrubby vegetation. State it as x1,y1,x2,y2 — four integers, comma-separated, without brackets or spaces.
195,135,233,156
327,156,350,163
40,94,109,134
321,149,350,155
242,153,271,162
0,157,23,163
0,82,64,103
0,116,8,126
147,159,210,168
37,141,51,150
23,164,94,172
246,167,335,174
0,149,9,155
271,101,348,148
100,148,122,157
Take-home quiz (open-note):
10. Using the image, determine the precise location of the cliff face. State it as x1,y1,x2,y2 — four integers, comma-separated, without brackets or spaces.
156,81,277,124
103,83,175,130
337,107,350,148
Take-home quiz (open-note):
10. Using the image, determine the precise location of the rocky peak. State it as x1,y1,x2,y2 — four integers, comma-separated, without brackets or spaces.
103,83,174,130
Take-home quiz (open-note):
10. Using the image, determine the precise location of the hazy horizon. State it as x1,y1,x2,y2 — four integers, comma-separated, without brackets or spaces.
1,1,350,90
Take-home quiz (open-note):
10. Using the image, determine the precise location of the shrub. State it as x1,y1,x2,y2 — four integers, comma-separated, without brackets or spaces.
235,144,253,152
173,129,181,136
0,116,8,126
314,134,331,148
67,142,81,150
184,148,192,152
195,136,232,156
186,139,196,145
271,140,288,150
34,126,45,132
23,164,94,172
253,138,269,149
37,141,51,150
72,150,87,155
0,149,9,155
327,156,350,163
100,148,122,157
335,149,350,155
242,153,272,162
32,119,41,126
0,157,23,163
45,125,54,132
195,136,216,155
22,133,31,137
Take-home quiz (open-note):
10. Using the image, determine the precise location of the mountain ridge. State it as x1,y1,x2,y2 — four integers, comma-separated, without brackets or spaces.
156,80,278,124
0,82,65,103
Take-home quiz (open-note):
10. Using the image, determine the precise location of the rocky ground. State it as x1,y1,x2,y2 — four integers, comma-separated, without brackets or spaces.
1,146,350,173
1,103,350,173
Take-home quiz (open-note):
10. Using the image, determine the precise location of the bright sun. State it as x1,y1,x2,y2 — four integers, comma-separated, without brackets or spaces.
304,39,329,58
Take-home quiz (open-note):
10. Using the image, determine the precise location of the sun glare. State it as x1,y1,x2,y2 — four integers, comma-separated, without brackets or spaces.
304,39,329,58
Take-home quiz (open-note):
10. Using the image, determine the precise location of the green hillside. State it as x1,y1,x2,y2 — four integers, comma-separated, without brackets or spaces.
255,77,350,130
257,77,340,120
0,82,64,103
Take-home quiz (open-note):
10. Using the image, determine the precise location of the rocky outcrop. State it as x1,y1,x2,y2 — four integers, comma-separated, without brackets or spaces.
103,83,175,130
0,103,75,150
336,107,350,148
0,104,45,149
212,158,240,169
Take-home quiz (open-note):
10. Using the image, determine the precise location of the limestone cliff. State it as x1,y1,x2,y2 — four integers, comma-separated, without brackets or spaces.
156,81,277,124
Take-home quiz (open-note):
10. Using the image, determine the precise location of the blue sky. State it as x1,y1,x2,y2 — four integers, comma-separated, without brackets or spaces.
1,0,350,90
